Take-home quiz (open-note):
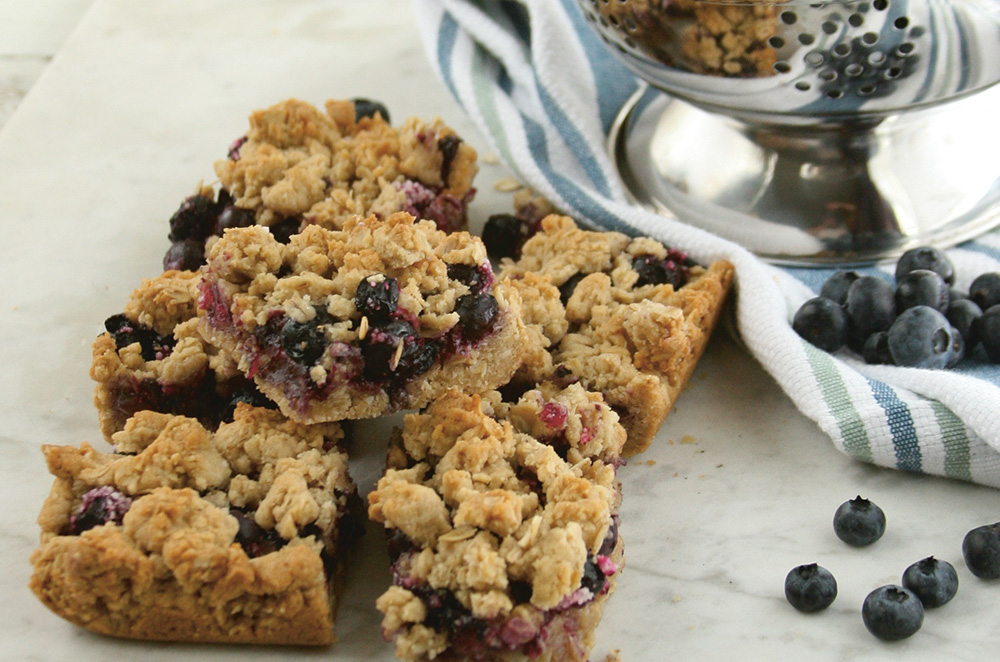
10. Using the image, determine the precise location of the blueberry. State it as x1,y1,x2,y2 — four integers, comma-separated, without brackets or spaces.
454,293,499,342
862,331,894,365
895,246,955,286
104,314,171,361
599,517,619,557
820,270,861,306
784,564,838,613
280,318,327,365
969,272,1000,311
632,252,688,289
362,319,438,381
69,486,132,534
846,276,896,350
887,306,957,369
945,329,966,368
793,297,849,352
231,508,285,557
351,98,390,123
418,588,476,635
438,134,463,182
862,585,924,641
833,496,886,546
168,193,218,242
901,556,958,608
447,263,490,294
269,216,301,244
946,298,982,349
481,213,526,260
962,522,1000,579
215,203,256,233
580,557,608,595
978,305,1000,362
895,269,949,313
163,239,206,271
559,273,586,306
355,275,399,323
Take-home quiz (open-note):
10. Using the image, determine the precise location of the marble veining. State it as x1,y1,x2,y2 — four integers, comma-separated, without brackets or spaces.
1,2,999,661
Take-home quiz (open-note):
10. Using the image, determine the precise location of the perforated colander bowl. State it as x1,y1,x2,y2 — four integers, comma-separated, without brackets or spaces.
579,0,1000,118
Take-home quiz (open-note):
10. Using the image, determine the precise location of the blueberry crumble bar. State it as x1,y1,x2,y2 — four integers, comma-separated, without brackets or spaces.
369,387,625,662
197,211,527,423
90,269,274,440
163,98,478,271
29,404,361,645
498,215,735,455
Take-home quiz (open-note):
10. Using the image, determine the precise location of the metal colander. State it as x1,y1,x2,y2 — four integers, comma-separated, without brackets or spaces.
578,0,1000,117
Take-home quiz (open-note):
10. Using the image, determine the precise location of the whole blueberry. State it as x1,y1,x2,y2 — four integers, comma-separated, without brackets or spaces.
351,97,390,123
559,273,586,305
970,272,1000,311
269,216,301,244
355,275,399,323
887,306,956,369
862,585,924,641
454,293,499,342
946,298,982,349
632,253,688,289
280,318,327,366
901,556,958,608
862,331,894,365
962,522,1000,579
168,193,218,242
945,330,966,368
833,496,886,546
793,297,849,352
846,276,896,350
215,203,256,233
163,239,206,271
580,557,608,595
481,213,526,261
895,246,955,286
977,305,1000,363
361,319,439,381
820,270,861,306
895,269,949,313
784,564,838,613
447,263,490,294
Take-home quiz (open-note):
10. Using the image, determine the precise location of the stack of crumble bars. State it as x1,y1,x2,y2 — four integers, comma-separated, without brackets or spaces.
29,98,733,659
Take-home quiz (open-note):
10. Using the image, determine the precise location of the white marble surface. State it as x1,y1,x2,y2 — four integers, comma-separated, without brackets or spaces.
2,2,1000,661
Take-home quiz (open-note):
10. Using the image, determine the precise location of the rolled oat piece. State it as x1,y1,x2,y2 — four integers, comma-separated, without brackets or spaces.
163,97,478,271
198,212,526,423
499,214,735,455
29,404,362,645
369,387,625,662
90,269,275,440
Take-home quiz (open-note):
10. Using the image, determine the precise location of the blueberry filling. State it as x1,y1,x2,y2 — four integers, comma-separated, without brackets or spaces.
281,318,328,365
231,508,286,558
361,320,441,382
632,250,692,289
69,486,132,534
104,314,173,361
397,179,473,234
355,275,400,323
227,135,247,161
447,263,494,295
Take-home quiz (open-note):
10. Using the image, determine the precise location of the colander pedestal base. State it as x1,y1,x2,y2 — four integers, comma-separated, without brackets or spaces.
610,84,1000,265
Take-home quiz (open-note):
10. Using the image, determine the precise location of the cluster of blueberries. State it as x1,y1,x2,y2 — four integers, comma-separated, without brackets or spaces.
792,246,1000,368
784,496,1000,641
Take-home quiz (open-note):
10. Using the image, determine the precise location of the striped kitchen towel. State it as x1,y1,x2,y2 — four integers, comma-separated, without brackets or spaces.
412,0,1000,487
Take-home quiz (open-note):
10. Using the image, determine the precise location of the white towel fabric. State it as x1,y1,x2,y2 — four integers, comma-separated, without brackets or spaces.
412,0,1000,487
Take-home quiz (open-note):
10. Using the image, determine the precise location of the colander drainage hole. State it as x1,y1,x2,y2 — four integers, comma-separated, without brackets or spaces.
827,89,845,99
873,0,888,10
862,32,880,45
781,11,798,24
796,81,812,91
805,51,826,66
799,33,816,45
